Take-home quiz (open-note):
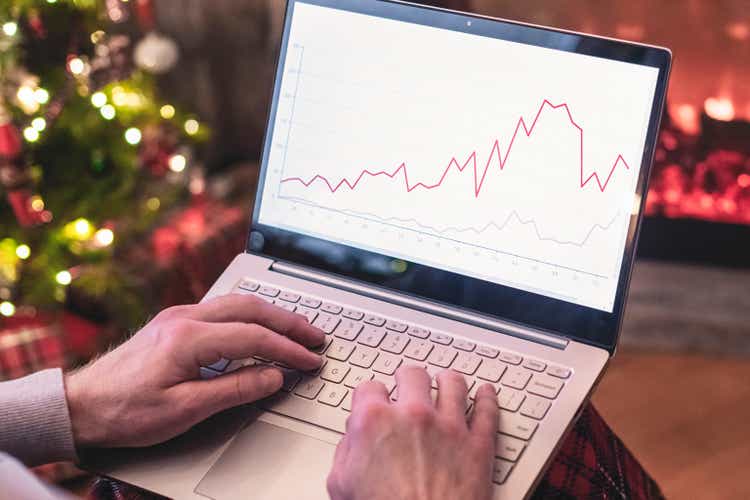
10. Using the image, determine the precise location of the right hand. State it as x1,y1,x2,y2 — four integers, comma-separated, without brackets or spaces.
327,366,498,500
65,294,325,449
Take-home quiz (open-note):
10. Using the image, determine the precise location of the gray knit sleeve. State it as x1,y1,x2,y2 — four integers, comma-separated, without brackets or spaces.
0,368,78,466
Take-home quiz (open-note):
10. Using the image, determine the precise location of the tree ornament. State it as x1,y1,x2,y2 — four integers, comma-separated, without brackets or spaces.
133,31,179,74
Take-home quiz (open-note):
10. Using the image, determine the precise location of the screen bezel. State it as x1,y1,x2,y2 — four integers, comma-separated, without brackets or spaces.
248,0,672,353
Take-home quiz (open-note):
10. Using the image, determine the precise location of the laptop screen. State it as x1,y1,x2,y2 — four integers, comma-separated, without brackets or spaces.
253,0,670,350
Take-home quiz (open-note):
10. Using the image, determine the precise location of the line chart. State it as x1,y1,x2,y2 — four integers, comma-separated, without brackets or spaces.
280,99,631,196
259,3,660,311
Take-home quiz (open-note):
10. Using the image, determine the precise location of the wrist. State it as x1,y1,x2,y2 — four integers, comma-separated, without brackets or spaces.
64,370,108,448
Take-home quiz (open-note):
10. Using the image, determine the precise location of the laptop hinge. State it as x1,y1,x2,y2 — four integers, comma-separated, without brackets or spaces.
270,261,569,350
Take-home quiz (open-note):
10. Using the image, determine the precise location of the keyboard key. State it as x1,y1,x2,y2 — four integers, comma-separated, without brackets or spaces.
333,320,363,341
430,332,453,345
349,346,379,368
407,325,430,338
454,352,481,375
277,302,297,313
300,297,321,309
476,360,506,382
501,368,532,390
547,365,571,379
342,308,364,320
454,339,476,352
261,392,346,434
237,279,259,292
312,336,332,354
280,368,302,392
319,385,348,407
427,346,458,368
373,374,396,393
327,339,356,361
358,326,387,347
404,339,434,361
493,459,514,485
381,333,410,355
344,367,373,388
476,346,499,358
523,359,546,372
372,353,402,375
498,411,538,440
425,365,441,388
364,314,386,327
499,352,523,365
279,291,300,303
294,378,325,399
495,434,527,462
207,358,230,372
321,361,350,383
296,307,319,324
520,395,552,420
527,375,564,399
385,320,408,333
312,313,341,334
259,286,280,297
497,388,526,412
342,392,353,411
321,303,343,315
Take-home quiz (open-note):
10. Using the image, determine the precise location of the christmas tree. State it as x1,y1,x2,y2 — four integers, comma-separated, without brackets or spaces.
0,0,208,329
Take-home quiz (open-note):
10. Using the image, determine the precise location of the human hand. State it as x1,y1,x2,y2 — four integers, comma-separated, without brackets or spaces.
327,366,498,500
64,294,324,449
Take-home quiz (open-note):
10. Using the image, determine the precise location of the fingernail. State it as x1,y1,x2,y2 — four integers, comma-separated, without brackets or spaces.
259,366,283,391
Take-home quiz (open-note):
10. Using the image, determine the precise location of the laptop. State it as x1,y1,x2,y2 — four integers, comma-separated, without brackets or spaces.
89,1,671,498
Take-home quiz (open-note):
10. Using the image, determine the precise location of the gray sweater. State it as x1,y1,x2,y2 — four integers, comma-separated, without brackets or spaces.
0,369,78,499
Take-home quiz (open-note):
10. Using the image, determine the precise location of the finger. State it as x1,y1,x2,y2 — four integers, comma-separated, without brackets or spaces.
182,321,322,371
435,369,469,421
327,436,351,497
351,380,390,412
470,383,499,442
181,294,325,347
394,365,432,406
178,364,284,418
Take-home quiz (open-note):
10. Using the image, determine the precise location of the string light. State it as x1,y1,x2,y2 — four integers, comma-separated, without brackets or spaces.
94,228,114,247
184,119,200,135
2,22,18,37
73,218,93,238
23,127,40,142
100,104,116,120
90,30,105,44
34,88,49,104
15,244,31,260
16,86,40,113
30,196,45,212
0,301,15,317
124,127,142,145
160,105,175,119
146,197,161,211
55,270,72,286
91,92,107,108
168,154,187,172
32,117,46,131
68,57,85,75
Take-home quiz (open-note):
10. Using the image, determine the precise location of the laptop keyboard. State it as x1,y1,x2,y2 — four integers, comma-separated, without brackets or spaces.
202,279,572,485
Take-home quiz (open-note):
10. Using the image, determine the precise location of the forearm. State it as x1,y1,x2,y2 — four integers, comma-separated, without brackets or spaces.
0,368,78,466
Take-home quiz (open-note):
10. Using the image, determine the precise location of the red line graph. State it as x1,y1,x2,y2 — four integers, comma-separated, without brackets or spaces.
280,100,630,196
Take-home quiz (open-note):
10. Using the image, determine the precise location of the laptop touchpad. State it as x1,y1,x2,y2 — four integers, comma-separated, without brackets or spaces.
195,420,335,500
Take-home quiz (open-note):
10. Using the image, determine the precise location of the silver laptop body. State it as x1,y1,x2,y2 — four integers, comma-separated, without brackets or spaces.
88,1,671,498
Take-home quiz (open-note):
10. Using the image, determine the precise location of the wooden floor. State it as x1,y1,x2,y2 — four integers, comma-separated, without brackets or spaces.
592,351,750,499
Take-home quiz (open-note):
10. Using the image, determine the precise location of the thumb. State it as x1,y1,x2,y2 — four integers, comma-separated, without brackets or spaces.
183,365,284,419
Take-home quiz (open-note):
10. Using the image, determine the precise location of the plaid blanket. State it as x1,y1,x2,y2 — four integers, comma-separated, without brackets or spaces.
89,404,663,500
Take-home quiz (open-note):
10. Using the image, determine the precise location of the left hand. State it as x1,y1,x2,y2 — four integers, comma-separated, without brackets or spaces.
64,294,325,449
